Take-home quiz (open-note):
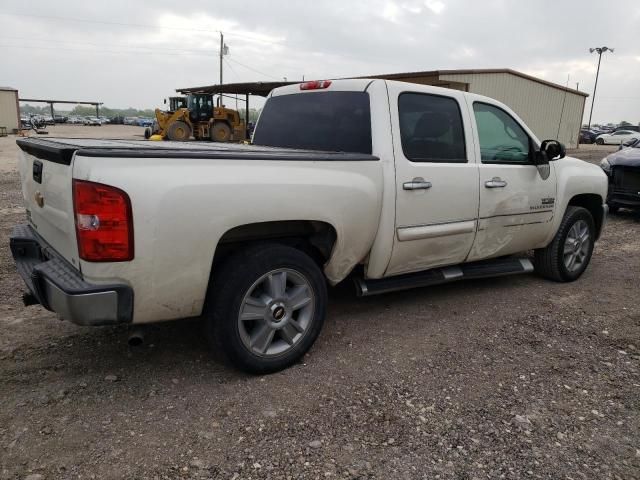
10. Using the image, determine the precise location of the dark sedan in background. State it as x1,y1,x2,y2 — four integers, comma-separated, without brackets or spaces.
600,141,640,213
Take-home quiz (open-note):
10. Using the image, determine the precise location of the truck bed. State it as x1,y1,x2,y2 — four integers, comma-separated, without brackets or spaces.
17,138,379,164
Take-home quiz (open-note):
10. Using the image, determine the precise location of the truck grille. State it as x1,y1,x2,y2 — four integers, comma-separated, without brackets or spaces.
612,166,640,193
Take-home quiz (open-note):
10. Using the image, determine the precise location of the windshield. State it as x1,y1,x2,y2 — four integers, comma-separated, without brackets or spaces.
252,91,372,154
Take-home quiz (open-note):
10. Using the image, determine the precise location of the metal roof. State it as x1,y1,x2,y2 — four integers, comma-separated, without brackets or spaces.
176,81,293,97
0,86,18,92
177,68,588,98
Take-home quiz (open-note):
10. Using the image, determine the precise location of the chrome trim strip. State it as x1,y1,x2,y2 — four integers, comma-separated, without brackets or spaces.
397,220,476,242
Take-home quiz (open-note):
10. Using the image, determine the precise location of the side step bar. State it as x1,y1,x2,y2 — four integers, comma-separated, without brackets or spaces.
355,257,534,297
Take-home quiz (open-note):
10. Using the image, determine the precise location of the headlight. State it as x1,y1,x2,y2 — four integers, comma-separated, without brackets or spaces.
600,158,611,174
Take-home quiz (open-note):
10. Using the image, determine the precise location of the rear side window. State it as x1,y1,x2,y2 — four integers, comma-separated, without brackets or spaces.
398,93,467,163
252,92,372,154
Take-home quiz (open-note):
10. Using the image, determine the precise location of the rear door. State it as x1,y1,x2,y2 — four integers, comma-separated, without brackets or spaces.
385,84,479,276
466,99,556,261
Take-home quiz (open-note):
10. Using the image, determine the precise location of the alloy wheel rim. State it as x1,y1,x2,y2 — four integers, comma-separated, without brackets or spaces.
238,268,315,357
563,220,591,272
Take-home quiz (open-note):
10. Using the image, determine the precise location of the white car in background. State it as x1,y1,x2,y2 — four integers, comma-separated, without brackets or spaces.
595,130,640,145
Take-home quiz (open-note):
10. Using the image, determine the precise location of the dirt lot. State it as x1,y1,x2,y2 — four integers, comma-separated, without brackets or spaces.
1,127,638,479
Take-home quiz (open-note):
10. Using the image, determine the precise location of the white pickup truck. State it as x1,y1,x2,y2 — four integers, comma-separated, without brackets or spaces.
11,79,608,373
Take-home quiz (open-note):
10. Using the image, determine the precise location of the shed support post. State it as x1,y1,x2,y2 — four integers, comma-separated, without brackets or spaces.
49,103,54,120
96,104,99,117
245,94,249,138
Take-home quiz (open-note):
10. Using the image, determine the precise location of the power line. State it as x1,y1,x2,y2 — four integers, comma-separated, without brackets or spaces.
0,43,217,57
223,58,240,81
0,35,222,55
0,12,283,44
226,57,281,81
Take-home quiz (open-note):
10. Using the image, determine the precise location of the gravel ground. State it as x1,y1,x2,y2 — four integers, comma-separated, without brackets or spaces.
0,128,638,479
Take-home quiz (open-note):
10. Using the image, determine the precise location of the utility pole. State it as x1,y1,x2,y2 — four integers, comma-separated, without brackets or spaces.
218,32,224,107
587,46,613,129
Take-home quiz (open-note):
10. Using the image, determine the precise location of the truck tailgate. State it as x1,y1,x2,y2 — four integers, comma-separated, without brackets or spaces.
17,139,79,265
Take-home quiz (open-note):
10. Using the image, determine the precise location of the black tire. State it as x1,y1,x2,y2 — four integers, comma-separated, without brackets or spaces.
205,244,327,374
596,138,604,145
144,127,151,139
211,122,231,142
533,206,595,282
167,121,191,141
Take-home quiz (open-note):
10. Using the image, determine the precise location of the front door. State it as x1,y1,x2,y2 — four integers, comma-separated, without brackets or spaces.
386,85,479,276
466,100,557,261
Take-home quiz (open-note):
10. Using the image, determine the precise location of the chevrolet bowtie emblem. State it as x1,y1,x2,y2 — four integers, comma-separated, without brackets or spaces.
34,191,44,208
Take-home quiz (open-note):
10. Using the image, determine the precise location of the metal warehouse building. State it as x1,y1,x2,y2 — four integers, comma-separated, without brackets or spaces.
0,86,20,133
181,68,588,149
369,69,588,148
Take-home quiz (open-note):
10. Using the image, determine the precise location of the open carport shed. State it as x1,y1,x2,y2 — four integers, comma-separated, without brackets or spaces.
18,98,104,119
178,69,589,148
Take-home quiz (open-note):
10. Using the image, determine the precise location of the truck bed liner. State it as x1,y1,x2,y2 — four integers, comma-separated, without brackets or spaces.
17,138,379,165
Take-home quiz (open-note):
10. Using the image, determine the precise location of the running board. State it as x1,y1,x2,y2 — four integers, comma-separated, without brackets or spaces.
355,257,534,297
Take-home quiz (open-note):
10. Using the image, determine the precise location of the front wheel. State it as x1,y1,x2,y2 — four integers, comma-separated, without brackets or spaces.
596,138,604,145
206,244,327,374
211,122,232,142
534,206,595,282
167,120,191,141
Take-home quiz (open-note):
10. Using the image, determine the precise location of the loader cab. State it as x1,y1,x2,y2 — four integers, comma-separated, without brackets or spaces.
187,94,214,123
168,96,187,112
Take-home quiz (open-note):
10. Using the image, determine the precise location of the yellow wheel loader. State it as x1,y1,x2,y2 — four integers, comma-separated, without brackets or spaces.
145,94,246,142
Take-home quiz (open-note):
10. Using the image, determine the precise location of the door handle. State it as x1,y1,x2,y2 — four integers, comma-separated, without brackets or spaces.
403,178,432,190
485,177,507,188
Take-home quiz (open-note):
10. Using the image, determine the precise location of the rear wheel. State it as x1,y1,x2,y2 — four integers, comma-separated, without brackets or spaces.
211,122,232,142
167,121,191,141
206,244,327,374
534,206,595,282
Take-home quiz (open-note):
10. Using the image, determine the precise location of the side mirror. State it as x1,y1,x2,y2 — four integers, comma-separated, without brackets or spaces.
539,139,566,162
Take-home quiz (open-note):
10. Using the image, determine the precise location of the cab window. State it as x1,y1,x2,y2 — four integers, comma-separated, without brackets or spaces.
398,93,466,163
473,102,531,164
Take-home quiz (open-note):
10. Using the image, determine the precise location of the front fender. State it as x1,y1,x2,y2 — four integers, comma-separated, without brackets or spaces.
543,157,608,245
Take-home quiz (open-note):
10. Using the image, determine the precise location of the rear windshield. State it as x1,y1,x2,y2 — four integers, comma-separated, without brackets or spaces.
252,91,372,154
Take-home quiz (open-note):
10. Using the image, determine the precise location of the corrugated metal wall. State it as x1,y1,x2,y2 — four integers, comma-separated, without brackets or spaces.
0,90,20,132
439,72,586,148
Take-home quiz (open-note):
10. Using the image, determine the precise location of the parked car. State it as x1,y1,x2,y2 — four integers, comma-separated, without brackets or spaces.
579,129,597,144
600,140,640,213
53,115,68,124
123,117,138,125
98,116,110,124
136,117,154,127
67,116,82,124
613,125,639,133
83,117,101,126
595,130,640,145
11,79,608,374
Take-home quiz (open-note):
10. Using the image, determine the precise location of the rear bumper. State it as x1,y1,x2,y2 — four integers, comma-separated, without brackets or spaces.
9,224,133,326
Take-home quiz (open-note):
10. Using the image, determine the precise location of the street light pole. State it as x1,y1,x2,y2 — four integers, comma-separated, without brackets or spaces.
587,46,613,129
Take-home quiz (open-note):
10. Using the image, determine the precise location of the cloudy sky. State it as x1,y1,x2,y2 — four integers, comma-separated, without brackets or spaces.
2,0,639,124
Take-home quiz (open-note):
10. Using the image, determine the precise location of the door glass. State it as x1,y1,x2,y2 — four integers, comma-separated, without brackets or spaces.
473,103,530,163
398,93,466,162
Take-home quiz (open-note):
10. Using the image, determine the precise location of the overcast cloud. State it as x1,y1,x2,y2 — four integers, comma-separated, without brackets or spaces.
2,0,639,124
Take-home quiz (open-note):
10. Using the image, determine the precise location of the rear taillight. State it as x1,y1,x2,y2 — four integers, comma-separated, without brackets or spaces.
299,80,332,90
73,180,134,262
